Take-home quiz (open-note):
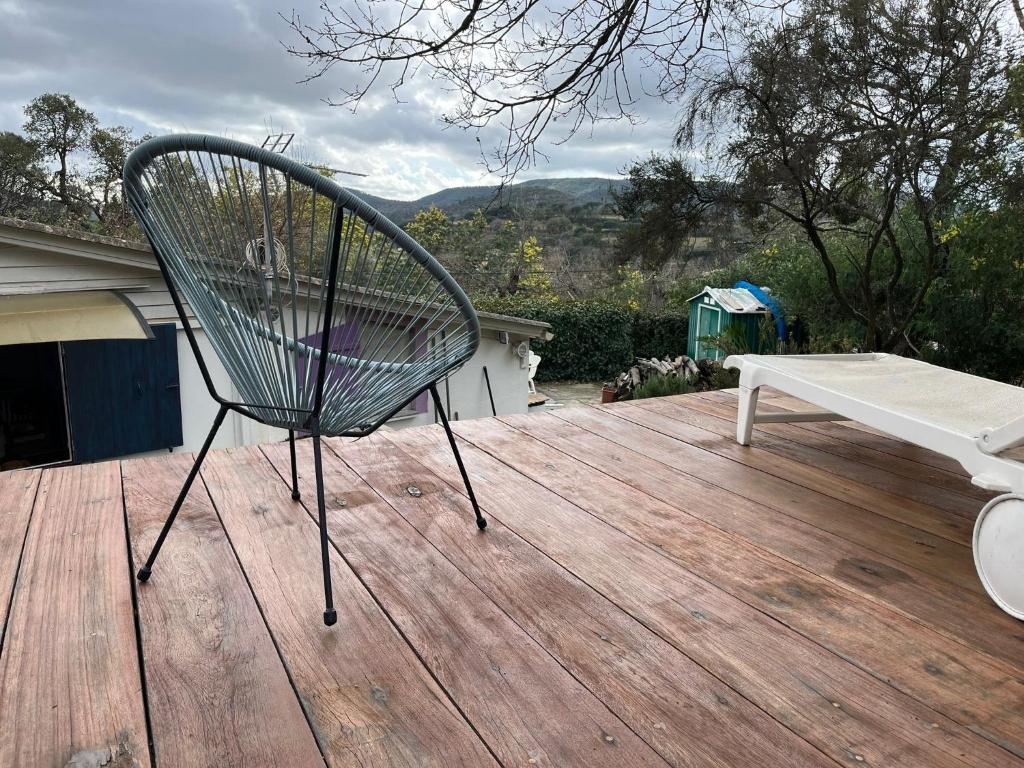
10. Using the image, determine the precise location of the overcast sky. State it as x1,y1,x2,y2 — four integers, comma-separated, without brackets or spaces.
0,0,682,199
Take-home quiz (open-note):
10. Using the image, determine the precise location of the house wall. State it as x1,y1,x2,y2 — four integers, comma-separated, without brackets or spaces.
1,225,539,461
167,324,531,454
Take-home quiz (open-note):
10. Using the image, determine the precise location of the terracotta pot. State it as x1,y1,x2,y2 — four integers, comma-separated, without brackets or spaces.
601,385,618,404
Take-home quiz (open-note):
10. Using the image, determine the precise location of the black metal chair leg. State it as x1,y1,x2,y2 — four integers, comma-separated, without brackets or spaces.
429,384,487,530
288,429,301,501
310,418,337,626
138,404,229,582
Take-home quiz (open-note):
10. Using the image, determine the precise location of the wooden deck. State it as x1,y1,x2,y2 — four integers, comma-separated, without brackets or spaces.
1,390,1022,767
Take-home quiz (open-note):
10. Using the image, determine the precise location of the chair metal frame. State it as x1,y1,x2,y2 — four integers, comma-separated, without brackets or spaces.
123,134,486,626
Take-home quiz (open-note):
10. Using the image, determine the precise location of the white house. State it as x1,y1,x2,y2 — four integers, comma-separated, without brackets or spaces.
0,217,551,470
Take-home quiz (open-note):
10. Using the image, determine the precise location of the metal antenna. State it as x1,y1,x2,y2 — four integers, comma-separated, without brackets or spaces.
262,132,294,153
261,134,368,178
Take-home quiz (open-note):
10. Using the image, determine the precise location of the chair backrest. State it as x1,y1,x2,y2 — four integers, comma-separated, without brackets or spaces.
123,134,479,434
528,351,541,380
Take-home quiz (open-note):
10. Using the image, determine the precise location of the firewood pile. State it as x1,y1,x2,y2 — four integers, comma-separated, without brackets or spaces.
608,355,704,400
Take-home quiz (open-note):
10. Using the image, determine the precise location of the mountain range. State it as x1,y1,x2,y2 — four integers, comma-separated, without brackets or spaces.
352,177,630,224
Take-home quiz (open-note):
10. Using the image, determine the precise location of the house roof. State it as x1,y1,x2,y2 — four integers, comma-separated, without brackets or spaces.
0,217,553,339
0,216,150,253
687,286,770,314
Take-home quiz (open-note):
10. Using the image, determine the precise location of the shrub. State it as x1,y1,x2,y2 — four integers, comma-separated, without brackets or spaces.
474,295,689,381
633,374,694,399
632,311,691,359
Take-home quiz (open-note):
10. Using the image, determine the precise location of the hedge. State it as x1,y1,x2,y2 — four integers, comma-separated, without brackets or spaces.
631,310,690,360
475,296,689,382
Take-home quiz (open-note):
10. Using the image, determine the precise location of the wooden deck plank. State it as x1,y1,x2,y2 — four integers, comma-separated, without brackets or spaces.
0,468,38,646
561,404,1024,664
0,463,150,768
199,446,496,768
260,439,671,768
336,432,838,768
122,454,326,768
477,412,1024,755
694,390,990,512
586,401,982,593
630,397,976,546
702,390,985,494
394,421,1020,768
753,391,971,475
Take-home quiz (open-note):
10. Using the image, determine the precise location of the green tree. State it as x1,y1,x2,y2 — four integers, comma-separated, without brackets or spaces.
0,132,45,218
404,206,452,255
684,0,1020,351
613,155,717,270
509,235,555,297
22,93,96,217
918,207,1024,382
87,125,142,228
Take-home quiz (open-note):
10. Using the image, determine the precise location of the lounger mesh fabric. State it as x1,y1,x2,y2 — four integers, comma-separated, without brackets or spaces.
123,134,479,435
745,354,1024,437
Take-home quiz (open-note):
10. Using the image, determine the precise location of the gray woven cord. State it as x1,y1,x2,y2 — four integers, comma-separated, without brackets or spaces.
123,134,480,435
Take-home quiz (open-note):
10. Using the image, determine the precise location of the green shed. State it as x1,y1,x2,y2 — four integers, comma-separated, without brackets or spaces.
687,286,772,360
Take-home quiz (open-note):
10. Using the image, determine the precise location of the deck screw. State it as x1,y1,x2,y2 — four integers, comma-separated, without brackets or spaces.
406,485,422,497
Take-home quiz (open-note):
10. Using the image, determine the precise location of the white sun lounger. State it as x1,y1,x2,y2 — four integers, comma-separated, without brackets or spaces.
724,353,1024,620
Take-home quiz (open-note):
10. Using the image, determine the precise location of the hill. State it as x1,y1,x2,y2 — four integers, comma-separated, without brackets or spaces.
352,177,629,224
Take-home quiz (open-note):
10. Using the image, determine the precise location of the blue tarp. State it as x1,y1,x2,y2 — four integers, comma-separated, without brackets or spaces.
734,280,787,342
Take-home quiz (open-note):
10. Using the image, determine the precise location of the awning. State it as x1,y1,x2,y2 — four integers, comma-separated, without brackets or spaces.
0,291,154,346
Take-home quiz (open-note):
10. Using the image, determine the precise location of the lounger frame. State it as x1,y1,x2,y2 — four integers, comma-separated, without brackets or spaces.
727,353,1024,494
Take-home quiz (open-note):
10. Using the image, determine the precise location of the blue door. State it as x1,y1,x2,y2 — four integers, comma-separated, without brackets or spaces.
63,323,183,462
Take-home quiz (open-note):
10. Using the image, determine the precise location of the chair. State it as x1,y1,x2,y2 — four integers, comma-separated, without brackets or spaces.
528,351,541,394
123,134,487,626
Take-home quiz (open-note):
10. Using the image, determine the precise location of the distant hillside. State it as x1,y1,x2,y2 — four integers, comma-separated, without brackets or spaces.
352,177,629,224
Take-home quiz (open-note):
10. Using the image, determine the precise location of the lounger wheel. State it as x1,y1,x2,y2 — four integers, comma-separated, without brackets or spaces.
973,494,1024,620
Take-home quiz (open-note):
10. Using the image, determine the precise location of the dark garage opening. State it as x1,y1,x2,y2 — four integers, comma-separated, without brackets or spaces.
0,342,71,470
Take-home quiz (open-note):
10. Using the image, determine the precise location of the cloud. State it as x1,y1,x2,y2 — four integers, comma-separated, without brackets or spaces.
0,0,681,198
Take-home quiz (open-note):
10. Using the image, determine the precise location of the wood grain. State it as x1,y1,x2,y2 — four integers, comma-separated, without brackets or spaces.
477,411,1024,755
580,400,982,592
753,390,971,475
632,397,976,545
261,438,670,768
122,453,325,768
0,462,149,767
702,389,981,484
397,420,1019,768
336,432,836,768
200,445,495,768
0,468,38,645
694,389,990,511
559,404,1024,663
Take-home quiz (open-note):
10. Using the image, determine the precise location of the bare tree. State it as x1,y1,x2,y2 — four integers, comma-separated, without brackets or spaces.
285,0,786,177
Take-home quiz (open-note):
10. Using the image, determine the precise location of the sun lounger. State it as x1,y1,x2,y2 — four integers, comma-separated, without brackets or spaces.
724,353,1024,620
